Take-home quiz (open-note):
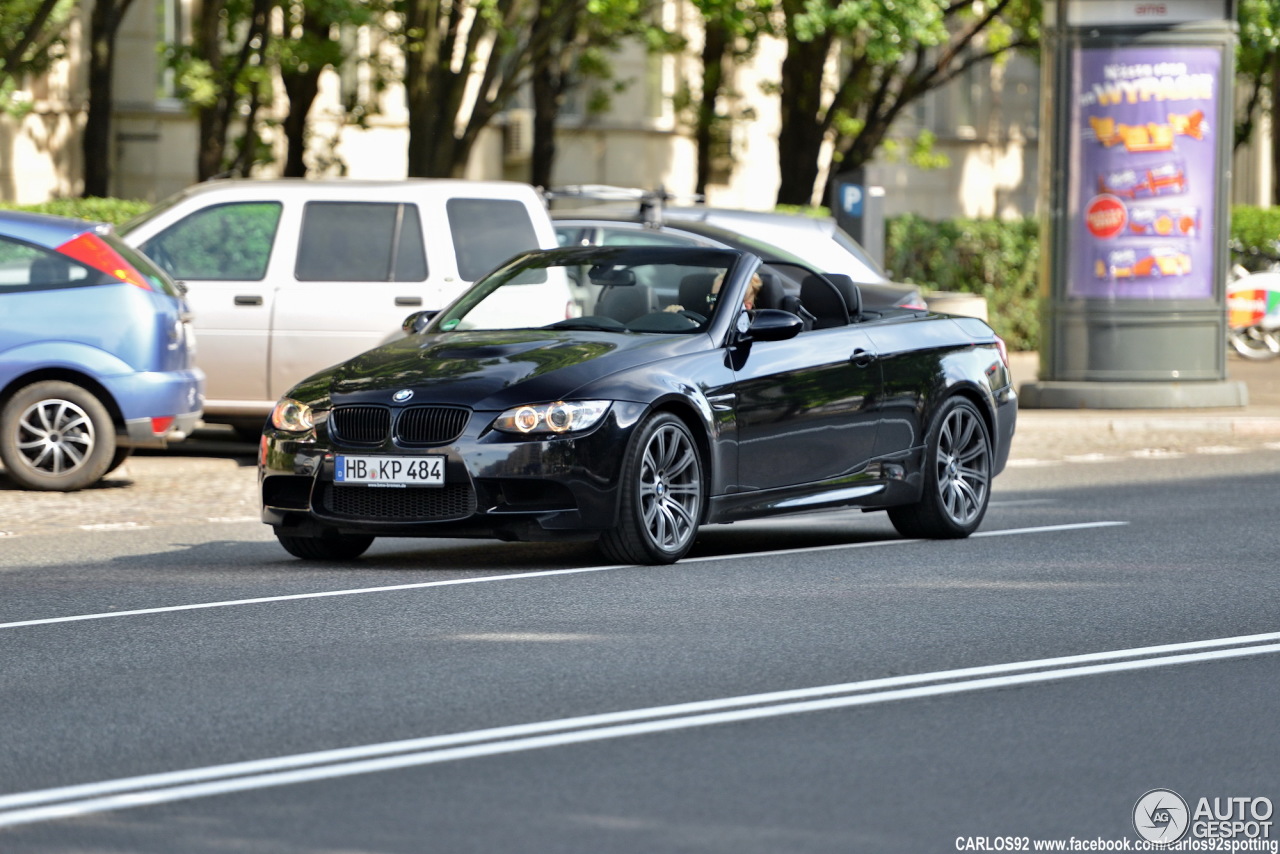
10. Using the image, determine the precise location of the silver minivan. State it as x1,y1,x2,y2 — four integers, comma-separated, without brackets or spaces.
121,179,558,434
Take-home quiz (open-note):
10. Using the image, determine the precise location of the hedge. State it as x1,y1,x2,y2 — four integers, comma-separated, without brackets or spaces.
886,205,1280,352
8,197,1280,353
885,213,1042,351
2,197,151,224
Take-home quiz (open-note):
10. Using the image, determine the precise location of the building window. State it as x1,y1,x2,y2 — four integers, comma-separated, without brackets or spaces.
156,0,184,103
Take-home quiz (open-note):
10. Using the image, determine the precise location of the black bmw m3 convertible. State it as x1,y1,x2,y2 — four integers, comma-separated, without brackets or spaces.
260,245,1017,565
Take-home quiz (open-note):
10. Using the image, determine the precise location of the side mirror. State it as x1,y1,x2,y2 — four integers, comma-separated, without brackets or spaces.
402,310,439,335
742,309,803,343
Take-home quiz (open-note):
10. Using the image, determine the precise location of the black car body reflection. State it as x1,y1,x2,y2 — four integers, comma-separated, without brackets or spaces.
260,245,1017,565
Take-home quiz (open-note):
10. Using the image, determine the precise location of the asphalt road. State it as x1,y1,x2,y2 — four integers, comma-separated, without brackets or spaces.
2,437,1279,852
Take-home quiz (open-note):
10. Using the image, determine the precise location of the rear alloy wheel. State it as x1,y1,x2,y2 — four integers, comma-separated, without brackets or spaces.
0,381,117,491
600,413,703,565
888,396,992,539
275,531,375,561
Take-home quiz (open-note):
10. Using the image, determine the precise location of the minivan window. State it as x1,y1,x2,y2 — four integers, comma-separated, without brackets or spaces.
141,201,282,281
447,198,539,281
296,202,428,282
0,237,103,293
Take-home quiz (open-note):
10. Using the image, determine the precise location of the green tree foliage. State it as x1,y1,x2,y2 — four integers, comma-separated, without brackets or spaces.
527,0,670,188
276,0,391,177
0,0,73,116
392,0,661,180
165,0,274,180
774,0,1039,207
886,212,1040,351
1235,0,1280,151
394,0,536,178
165,0,385,180
1235,0,1280,204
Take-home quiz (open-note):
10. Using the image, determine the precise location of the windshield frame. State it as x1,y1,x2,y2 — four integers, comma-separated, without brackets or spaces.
429,245,751,337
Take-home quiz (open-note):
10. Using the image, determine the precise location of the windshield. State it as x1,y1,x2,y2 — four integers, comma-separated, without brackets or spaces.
433,246,742,335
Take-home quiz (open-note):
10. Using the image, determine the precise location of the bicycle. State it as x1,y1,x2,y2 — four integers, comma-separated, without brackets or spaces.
1226,242,1280,360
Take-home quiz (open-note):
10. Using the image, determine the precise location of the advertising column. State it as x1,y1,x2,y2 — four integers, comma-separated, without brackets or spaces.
1022,0,1246,409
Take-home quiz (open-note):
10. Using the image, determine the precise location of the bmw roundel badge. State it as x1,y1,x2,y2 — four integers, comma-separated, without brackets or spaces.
393,389,414,403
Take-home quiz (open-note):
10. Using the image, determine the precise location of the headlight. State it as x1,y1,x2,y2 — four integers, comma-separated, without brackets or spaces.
270,398,315,432
493,400,610,436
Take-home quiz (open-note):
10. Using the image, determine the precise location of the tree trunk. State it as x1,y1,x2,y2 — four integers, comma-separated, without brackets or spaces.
280,9,328,178
775,31,831,206
402,2,468,178
530,62,559,189
281,66,322,177
1271,51,1280,205
194,0,227,180
82,0,136,198
695,19,728,198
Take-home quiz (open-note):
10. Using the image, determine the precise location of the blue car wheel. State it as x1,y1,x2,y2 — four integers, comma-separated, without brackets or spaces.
0,381,117,492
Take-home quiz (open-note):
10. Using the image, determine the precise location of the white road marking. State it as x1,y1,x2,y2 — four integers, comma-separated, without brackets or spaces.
1,630,1276,828
972,521,1127,538
0,522,1127,632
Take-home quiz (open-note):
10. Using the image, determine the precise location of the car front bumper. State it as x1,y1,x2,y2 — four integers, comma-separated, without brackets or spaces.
260,403,647,542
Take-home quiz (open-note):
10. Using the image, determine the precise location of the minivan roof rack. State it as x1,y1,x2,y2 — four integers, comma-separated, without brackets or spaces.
543,185,705,228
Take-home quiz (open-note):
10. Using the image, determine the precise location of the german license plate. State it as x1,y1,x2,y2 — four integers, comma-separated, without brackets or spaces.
334,455,444,487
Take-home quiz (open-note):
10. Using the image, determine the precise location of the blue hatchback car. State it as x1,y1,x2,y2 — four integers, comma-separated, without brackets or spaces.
0,210,204,491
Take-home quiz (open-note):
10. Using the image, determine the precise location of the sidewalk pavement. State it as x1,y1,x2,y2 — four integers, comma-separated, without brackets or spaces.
1008,351,1280,459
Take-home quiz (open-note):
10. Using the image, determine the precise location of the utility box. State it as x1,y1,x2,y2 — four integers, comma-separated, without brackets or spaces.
1022,0,1247,408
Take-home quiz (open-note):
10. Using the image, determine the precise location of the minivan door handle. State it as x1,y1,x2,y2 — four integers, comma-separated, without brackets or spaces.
395,296,423,307
234,295,264,306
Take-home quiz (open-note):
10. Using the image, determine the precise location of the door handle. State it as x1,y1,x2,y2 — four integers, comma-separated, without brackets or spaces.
851,348,877,368
395,296,424,307
234,295,264,306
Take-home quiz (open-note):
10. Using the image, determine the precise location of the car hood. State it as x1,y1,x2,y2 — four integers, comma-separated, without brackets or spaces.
290,329,702,409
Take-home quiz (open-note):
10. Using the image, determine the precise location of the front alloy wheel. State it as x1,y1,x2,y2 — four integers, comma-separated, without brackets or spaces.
600,413,703,565
889,396,991,539
0,381,117,491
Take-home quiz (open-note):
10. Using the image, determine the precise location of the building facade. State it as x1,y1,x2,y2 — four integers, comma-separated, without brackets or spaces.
0,0,1266,219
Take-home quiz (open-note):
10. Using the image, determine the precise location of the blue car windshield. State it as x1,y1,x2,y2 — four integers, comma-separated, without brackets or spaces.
434,246,742,334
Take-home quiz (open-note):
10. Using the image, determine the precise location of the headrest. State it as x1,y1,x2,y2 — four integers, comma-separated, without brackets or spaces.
679,272,718,309
825,273,862,320
799,275,849,329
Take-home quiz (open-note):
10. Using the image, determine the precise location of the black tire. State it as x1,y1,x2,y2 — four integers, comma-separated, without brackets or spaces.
104,447,133,476
0,381,117,491
275,530,375,560
231,420,267,443
888,396,992,539
599,412,704,565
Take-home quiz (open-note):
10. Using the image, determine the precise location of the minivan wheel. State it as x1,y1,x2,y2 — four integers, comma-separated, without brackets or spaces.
0,381,117,491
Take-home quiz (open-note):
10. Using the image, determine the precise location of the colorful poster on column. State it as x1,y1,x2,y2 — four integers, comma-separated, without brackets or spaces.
1068,46,1221,300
